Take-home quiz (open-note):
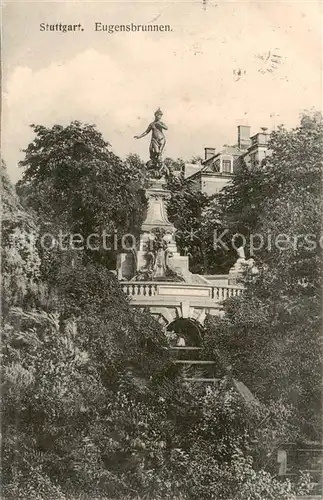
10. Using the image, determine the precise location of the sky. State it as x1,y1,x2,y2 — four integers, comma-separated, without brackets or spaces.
2,0,322,182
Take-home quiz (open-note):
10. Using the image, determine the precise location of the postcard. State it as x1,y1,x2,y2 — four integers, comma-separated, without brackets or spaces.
2,1,322,499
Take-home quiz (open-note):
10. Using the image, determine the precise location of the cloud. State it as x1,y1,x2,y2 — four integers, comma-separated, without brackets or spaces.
2,1,321,181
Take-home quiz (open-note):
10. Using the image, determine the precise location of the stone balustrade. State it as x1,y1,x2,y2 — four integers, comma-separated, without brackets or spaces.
121,281,243,302
122,282,158,297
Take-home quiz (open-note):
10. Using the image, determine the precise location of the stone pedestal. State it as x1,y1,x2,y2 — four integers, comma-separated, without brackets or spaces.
141,178,174,233
139,177,190,278
228,257,258,284
228,258,245,285
116,175,191,280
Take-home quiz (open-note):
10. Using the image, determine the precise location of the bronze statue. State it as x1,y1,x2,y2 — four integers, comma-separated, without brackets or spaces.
134,108,168,177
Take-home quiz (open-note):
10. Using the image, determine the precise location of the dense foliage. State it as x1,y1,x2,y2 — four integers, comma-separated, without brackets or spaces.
167,172,236,274
16,122,147,272
1,116,318,499
203,112,322,440
2,161,44,314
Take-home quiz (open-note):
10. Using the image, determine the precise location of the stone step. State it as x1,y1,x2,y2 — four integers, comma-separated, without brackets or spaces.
174,359,221,380
170,347,202,350
169,347,206,361
174,360,216,364
183,377,220,383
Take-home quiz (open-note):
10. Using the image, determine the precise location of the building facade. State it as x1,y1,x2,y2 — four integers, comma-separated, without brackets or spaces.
184,125,270,196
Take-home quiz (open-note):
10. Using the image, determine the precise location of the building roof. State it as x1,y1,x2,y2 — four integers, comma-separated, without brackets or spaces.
221,145,242,156
202,145,242,165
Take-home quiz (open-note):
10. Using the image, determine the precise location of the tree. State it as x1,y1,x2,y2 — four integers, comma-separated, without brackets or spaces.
166,171,209,273
4,115,319,498
189,155,203,164
167,171,236,274
203,112,322,440
17,122,147,273
2,158,312,499
2,158,173,499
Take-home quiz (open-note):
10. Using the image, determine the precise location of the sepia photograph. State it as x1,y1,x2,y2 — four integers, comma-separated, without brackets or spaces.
1,0,322,499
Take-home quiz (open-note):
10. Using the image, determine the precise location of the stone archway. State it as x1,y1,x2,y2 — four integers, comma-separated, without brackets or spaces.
166,318,204,347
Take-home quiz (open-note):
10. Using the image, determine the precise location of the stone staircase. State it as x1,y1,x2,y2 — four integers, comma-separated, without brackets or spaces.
169,346,222,385
170,346,323,499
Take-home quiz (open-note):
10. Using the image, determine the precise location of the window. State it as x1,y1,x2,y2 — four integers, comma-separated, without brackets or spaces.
222,160,232,173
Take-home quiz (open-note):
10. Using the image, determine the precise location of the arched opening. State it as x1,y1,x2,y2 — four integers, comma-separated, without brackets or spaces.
167,318,203,347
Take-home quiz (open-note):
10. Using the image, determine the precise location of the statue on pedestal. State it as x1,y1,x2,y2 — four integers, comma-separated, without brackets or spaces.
127,109,190,282
133,228,185,282
228,245,258,284
134,108,169,179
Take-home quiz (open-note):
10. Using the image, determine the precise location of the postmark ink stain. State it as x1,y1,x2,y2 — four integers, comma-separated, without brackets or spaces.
256,49,283,74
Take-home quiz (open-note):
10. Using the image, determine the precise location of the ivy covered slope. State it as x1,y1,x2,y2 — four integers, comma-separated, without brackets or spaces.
2,158,170,499
203,112,322,441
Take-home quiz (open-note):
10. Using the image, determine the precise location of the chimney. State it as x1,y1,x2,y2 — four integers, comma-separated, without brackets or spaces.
204,147,216,161
237,125,251,150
